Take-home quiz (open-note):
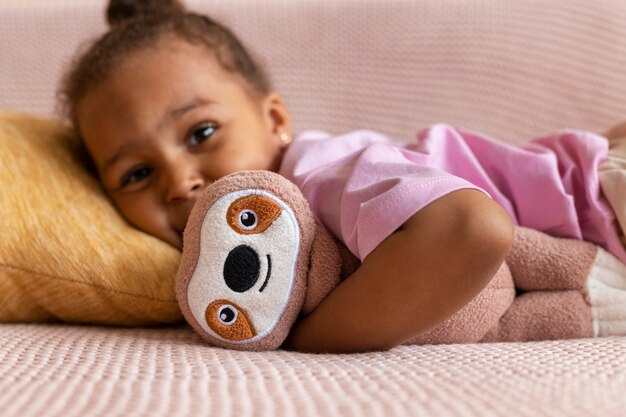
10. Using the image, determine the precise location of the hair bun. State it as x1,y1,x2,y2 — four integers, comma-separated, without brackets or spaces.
107,0,186,27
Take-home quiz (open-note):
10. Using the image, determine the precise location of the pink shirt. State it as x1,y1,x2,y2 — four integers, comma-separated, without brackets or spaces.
279,124,626,263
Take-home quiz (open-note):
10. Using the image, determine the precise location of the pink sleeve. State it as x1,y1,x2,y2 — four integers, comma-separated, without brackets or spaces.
279,130,486,261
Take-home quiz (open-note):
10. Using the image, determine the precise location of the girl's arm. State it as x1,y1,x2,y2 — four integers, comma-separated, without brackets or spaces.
283,189,514,353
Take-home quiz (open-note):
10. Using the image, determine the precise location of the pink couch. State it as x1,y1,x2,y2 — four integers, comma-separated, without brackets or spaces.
2,1,626,416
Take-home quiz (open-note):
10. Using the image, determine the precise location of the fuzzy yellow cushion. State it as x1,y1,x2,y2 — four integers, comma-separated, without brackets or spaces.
0,111,182,325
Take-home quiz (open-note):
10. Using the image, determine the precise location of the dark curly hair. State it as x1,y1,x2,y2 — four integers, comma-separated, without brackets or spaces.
59,0,271,128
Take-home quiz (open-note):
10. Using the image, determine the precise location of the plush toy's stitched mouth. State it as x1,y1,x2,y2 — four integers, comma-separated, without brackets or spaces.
259,254,272,292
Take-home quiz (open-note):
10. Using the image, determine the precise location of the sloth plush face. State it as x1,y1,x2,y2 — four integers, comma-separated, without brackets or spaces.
186,190,300,344
176,170,322,351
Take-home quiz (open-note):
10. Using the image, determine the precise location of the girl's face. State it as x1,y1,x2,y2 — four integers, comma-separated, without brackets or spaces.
76,36,292,249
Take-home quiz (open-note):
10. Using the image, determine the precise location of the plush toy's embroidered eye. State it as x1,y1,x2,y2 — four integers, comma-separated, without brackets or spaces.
238,210,257,230
205,300,256,341
217,304,238,325
227,195,282,235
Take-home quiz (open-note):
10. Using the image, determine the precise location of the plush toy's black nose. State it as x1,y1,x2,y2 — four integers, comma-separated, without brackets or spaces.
223,245,260,293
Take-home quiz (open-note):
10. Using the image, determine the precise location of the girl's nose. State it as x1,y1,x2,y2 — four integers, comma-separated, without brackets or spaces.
165,168,205,204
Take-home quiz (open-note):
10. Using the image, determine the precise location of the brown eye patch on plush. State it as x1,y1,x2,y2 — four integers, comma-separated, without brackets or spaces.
226,195,281,235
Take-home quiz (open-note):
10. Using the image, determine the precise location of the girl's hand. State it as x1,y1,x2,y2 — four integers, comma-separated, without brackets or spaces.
283,189,514,353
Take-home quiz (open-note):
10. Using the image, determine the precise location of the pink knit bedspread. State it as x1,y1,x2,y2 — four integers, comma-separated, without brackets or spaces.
3,0,626,145
0,324,625,417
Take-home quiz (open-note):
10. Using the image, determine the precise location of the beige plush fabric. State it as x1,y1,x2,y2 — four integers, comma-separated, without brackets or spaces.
1,324,626,417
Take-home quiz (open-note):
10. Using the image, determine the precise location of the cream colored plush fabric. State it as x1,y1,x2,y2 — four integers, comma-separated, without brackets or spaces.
2,0,626,416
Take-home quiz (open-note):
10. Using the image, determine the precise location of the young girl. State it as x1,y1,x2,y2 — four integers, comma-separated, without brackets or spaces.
60,0,626,353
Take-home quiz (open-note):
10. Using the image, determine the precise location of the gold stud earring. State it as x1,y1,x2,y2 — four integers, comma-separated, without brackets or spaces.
279,132,292,145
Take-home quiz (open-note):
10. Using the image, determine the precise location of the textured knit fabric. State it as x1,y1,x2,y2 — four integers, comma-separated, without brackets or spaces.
1,324,626,417
4,0,626,145
280,125,625,262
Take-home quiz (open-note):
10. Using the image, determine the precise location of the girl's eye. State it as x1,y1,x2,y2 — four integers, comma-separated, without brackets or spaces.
188,124,216,146
121,166,153,188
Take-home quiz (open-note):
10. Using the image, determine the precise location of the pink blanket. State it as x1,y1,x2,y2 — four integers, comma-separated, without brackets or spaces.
0,324,624,416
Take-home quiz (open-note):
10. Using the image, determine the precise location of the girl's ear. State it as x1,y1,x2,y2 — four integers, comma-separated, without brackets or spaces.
261,92,293,144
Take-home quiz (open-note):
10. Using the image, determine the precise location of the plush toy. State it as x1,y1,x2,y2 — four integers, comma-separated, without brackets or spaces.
176,170,623,350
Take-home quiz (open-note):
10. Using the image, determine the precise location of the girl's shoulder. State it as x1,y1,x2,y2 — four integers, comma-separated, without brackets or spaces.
280,129,401,179
294,129,397,145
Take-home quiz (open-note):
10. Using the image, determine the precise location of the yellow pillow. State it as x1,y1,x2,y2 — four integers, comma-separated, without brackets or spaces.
0,112,182,325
